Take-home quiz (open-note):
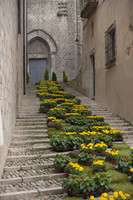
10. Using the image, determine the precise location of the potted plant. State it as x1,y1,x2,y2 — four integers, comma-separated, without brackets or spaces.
78,152,94,166
105,150,119,165
117,156,132,174
92,160,106,173
54,154,72,173
65,162,84,175
130,168,133,183
47,116,62,130
94,142,108,155
98,191,131,200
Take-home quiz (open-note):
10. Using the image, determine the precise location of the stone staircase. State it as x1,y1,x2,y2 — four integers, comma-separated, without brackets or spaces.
0,84,67,200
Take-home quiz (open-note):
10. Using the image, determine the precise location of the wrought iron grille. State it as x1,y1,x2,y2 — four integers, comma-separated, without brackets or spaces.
105,23,116,68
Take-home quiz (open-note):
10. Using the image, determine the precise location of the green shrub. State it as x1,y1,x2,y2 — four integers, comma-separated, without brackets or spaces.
44,68,49,80
63,71,68,83
52,72,57,81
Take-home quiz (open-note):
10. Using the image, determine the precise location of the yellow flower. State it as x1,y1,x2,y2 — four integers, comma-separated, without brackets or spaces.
90,196,95,200
130,168,133,172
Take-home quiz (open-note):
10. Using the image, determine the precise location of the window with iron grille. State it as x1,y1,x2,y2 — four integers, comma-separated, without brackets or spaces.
105,23,116,68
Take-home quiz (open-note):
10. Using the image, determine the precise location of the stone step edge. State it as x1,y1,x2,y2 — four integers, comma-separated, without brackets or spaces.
12,134,49,139
4,163,54,172
0,186,64,200
11,139,49,145
0,173,65,185
7,151,70,161
8,146,52,153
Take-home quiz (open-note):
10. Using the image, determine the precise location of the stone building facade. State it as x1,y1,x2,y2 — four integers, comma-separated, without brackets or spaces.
27,0,82,81
72,0,133,123
0,0,26,176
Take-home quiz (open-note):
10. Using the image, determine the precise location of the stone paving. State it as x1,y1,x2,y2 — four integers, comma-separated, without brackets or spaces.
0,83,133,200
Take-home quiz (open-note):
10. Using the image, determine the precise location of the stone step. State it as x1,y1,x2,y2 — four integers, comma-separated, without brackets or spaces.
17,115,46,119
10,139,49,145
109,123,130,126
15,125,47,130
12,134,49,139
4,163,54,173
105,120,125,123
14,129,47,134
9,142,50,149
8,146,52,155
16,119,47,122
15,122,46,126
0,187,64,200
112,126,133,131
2,167,56,179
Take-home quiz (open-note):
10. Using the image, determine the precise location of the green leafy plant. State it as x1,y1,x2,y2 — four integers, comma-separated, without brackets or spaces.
54,154,72,169
65,162,84,175
78,152,94,165
44,68,49,80
63,70,68,83
52,72,57,81
92,160,106,173
27,72,31,82
118,156,133,173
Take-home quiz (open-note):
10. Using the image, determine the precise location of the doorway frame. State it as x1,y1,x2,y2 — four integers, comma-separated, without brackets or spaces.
89,51,95,99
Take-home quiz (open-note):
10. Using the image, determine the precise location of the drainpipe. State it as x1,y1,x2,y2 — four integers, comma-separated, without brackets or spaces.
75,0,79,73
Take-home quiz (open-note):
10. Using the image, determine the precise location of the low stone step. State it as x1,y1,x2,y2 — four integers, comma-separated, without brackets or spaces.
15,125,47,130
112,126,133,131
8,146,52,153
16,118,47,122
105,120,125,123
4,163,54,172
109,123,130,126
17,115,46,119
11,139,49,145
124,131,133,135
14,129,47,134
2,167,56,179
0,187,64,200
9,142,50,149
12,134,49,140
15,121,46,126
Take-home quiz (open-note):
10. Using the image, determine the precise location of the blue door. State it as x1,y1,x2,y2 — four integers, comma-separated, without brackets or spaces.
29,59,47,83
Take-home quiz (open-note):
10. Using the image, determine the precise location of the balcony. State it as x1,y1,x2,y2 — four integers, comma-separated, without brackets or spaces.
80,0,98,19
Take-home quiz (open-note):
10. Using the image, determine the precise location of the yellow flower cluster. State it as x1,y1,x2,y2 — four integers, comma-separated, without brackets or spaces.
61,103,74,106
87,115,104,119
41,99,56,103
69,162,84,172
93,160,104,165
99,191,130,200
105,150,119,156
91,126,114,130
47,117,60,124
102,130,124,135
130,168,133,172
72,105,88,111
65,113,81,116
94,142,108,148
79,131,90,136
60,132,77,135
50,108,66,111
81,143,94,150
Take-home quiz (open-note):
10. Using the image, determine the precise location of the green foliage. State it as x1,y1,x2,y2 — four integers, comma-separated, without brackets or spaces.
52,72,57,82
44,68,49,80
54,154,72,169
63,71,68,83
27,72,31,82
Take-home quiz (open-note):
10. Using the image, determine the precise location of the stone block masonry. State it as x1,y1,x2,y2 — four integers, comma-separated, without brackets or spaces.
0,0,24,177
27,0,82,81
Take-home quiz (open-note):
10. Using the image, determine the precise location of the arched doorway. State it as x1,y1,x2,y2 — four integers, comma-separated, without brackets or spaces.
27,30,58,82
27,38,50,83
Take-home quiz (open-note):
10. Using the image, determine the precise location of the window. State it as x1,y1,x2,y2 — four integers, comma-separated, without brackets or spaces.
105,23,116,68
18,0,21,34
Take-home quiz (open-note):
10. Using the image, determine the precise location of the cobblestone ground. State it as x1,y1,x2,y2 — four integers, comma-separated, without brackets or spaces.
0,83,133,200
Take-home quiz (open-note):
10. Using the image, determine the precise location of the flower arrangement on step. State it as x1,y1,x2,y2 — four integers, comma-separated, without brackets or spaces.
90,134,113,148
47,107,67,119
47,116,62,129
50,134,83,152
129,168,133,183
54,154,72,173
102,129,124,141
105,150,119,165
94,191,131,200
72,105,92,116
63,125,89,133
86,115,104,122
62,173,111,198
91,126,114,132
65,116,87,126
80,143,94,154
65,162,84,175
94,142,108,155
92,160,106,173
117,156,133,174
39,99,57,113
78,152,94,166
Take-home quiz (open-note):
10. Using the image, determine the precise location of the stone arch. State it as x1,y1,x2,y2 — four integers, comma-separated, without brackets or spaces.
27,30,58,81
27,30,58,53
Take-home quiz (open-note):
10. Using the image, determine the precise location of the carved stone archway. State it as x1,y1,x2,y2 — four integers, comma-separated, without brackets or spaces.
27,30,58,79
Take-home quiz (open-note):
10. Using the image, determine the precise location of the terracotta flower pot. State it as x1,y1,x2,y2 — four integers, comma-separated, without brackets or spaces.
56,168,63,173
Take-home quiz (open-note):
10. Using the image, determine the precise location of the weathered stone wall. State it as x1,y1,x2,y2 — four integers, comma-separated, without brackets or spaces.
72,0,133,124
27,0,82,81
0,0,24,176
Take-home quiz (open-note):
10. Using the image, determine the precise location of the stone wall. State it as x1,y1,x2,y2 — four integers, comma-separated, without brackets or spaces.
27,0,82,81
72,0,133,124
0,0,24,176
